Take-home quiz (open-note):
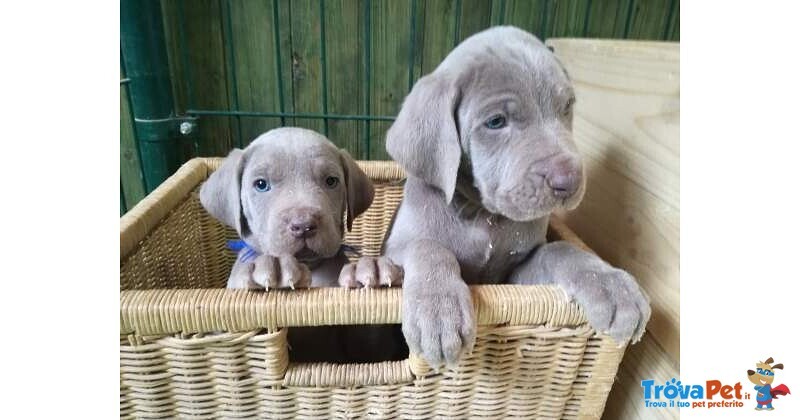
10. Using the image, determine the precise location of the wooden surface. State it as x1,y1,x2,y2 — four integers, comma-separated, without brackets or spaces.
119,72,145,215
546,38,679,420
602,335,679,420
122,0,680,210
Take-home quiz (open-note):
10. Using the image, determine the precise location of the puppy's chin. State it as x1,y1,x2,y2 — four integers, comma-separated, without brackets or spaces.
266,237,341,261
481,191,584,222
300,237,342,260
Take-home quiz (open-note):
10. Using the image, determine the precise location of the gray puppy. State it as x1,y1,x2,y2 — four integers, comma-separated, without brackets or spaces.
200,127,401,290
384,26,651,368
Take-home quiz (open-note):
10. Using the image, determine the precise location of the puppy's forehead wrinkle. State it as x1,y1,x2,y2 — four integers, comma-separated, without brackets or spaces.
244,144,341,184
458,61,569,125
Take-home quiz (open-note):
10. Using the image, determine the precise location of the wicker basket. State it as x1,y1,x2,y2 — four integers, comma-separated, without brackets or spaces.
120,158,627,419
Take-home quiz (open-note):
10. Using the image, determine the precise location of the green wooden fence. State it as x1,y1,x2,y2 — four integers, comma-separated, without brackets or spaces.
120,0,679,214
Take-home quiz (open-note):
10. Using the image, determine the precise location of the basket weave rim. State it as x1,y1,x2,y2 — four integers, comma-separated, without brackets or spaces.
120,158,591,337
120,284,586,336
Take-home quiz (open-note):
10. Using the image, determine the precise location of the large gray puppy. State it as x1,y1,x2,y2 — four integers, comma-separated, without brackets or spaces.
201,127,401,290
384,26,651,368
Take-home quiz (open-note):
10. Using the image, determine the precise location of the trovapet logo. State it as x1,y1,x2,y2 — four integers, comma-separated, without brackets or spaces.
641,378,746,409
641,356,792,411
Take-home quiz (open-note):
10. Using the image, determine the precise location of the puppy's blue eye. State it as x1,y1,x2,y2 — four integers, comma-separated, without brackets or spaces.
253,179,270,192
485,115,507,129
325,176,339,188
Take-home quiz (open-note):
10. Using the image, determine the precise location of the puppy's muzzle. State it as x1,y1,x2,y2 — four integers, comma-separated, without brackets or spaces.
287,208,321,239
542,155,582,199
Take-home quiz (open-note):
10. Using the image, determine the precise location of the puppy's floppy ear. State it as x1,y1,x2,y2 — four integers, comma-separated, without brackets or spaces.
772,363,784,370
200,148,250,237
339,149,374,231
386,73,462,204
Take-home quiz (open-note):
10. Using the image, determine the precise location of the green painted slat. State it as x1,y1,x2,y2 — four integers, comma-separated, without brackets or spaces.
626,0,673,40
222,0,244,148
368,0,413,160
164,0,233,156
408,0,425,88
162,0,213,162
227,0,284,146
290,0,326,134
275,0,296,127
419,0,458,76
490,0,507,26
547,0,590,38
128,0,681,176
324,0,365,156
501,0,550,40
667,0,679,41
458,0,493,43
160,0,187,114
584,0,632,39
121,182,127,216
120,71,146,211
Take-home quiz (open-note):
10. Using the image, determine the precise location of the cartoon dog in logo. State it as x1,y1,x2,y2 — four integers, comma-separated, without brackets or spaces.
747,357,791,410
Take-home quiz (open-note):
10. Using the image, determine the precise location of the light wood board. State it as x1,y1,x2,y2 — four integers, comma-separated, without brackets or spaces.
546,38,679,419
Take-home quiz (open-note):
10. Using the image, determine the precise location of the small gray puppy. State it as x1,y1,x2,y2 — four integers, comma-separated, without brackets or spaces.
200,127,401,290
384,26,651,368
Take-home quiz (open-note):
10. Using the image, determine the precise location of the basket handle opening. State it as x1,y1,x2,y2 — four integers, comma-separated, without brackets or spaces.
282,323,416,387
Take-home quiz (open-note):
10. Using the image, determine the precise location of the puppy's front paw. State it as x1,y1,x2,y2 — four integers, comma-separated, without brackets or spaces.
338,256,403,288
561,269,651,344
228,254,311,290
402,278,475,369
254,254,311,289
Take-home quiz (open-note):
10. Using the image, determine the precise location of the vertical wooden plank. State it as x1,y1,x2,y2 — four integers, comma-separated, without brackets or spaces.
408,0,426,90
501,0,550,40
160,0,187,115
289,0,325,134
667,0,679,41
121,184,127,216
160,0,199,161
120,79,146,209
547,0,590,38
324,0,365,156
276,0,297,127
228,0,284,145
626,0,673,40
172,0,234,156
419,0,457,76
369,0,412,160
584,0,632,39
457,0,493,43
490,0,506,26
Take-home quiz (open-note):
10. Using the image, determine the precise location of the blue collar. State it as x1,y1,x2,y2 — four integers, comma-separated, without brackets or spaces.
227,240,360,262
226,240,259,262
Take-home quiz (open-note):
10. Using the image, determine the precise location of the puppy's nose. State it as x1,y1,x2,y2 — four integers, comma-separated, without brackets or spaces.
545,157,582,199
547,172,579,198
288,211,319,239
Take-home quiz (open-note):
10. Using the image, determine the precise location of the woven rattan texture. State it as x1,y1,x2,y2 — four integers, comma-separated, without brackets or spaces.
120,158,625,419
